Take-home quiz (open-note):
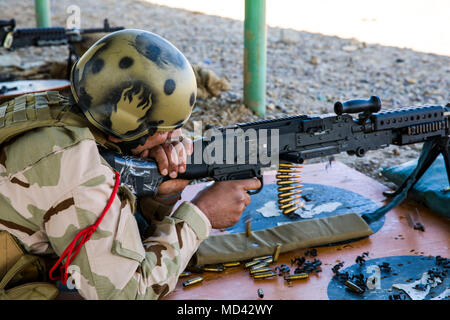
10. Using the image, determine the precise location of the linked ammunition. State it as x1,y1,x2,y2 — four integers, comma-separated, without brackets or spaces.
277,169,302,173
278,195,301,204
253,271,276,279
279,200,300,210
283,205,301,215
279,163,303,168
183,276,203,287
284,273,308,281
278,190,303,198
277,162,304,215
278,185,302,192
277,180,302,185
276,174,301,179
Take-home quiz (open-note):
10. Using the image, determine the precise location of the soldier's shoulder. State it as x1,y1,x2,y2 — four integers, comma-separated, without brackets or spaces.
1,125,96,175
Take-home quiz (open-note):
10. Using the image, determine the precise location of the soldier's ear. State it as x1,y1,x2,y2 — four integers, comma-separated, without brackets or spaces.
108,135,122,143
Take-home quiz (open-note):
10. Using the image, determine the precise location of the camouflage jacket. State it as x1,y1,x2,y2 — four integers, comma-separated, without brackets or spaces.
0,123,211,299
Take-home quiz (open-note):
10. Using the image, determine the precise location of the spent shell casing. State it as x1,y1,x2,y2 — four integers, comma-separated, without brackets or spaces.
344,280,364,294
183,276,203,287
202,266,225,272
245,217,252,237
179,271,192,277
223,262,240,267
279,189,303,198
250,267,273,275
257,288,264,298
284,273,308,281
273,245,282,263
263,257,274,264
253,271,276,279
250,262,269,271
245,260,262,268
253,255,273,261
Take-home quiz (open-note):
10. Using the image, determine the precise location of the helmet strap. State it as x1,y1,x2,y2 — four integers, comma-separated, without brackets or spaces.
115,134,149,155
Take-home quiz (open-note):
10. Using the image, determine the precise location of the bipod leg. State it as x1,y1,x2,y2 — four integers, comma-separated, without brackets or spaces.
442,146,450,187
66,44,79,80
363,140,440,224
383,141,440,198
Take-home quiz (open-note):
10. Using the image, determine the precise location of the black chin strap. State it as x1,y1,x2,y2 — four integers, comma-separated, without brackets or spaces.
115,134,150,155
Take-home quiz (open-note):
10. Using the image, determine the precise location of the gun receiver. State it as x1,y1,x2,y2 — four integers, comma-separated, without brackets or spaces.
100,96,450,204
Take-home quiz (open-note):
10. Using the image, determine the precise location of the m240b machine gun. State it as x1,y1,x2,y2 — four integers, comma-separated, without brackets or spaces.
100,97,450,222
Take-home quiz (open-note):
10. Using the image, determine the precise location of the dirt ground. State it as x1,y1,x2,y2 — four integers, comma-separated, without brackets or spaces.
0,0,449,187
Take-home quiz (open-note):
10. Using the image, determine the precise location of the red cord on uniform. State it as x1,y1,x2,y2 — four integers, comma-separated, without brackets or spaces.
49,171,121,285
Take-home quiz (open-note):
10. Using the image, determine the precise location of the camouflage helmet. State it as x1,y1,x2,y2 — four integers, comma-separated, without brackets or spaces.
70,29,197,142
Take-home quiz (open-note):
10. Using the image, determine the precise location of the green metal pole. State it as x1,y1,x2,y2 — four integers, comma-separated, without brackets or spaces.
244,0,267,116
34,0,51,27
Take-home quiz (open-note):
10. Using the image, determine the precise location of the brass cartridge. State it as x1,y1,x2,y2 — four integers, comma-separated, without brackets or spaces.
253,271,276,279
183,276,203,287
284,273,309,281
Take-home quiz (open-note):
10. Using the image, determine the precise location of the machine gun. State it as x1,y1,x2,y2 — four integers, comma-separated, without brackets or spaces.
0,18,124,78
100,96,450,222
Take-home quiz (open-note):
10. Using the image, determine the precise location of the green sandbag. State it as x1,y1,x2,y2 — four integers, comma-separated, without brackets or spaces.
382,154,450,218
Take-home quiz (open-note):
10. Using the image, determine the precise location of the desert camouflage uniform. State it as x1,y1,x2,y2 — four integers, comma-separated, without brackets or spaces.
0,92,211,299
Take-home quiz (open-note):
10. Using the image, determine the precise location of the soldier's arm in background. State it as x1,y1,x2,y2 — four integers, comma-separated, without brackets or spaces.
44,138,211,300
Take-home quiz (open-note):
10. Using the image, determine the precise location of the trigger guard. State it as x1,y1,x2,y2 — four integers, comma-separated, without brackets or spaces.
246,176,264,195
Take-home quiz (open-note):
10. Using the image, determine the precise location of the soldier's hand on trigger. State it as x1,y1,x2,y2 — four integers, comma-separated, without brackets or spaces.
191,179,262,229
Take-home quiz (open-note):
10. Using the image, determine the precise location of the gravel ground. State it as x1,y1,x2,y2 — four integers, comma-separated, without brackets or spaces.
1,0,449,186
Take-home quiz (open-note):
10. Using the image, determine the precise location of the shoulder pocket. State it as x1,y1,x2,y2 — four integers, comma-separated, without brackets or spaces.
111,203,145,263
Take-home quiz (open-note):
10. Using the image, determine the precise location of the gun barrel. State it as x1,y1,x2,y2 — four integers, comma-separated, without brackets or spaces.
79,26,124,34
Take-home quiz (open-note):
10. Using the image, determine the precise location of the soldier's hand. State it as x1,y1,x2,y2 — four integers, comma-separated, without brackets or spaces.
153,179,191,205
145,129,193,178
191,179,261,229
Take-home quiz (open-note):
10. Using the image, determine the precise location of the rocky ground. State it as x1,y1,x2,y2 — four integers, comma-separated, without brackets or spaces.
1,0,449,187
